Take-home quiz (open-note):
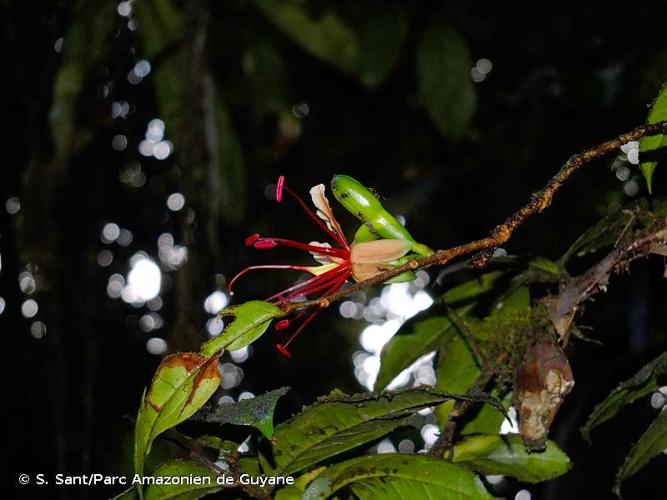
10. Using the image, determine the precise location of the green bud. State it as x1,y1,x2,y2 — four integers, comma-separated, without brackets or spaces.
331,175,433,256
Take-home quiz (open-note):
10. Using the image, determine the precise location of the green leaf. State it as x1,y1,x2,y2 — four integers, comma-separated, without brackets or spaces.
133,0,186,132
527,256,563,277
560,208,634,264
376,314,468,390
252,1,406,88
135,0,247,224
133,0,183,59
275,467,327,500
461,393,512,436
435,325,481,425
137,0,247,224
200,301,283,356
274,486,303,500
270,387,501,476
302,453,493,499
214,93,247,225
614,408,667,496
243,38,290,114
452,434,572,483
144,460,222,500
134,353,221,479
192,387,290,439
252,0,359,74
442,271,508,308
357,4,408,88
111,486,137,500
49,0,118,163
417,22,476,141
437,286,529,426
581,351,667,442
639,84,667,193
477,285,531,336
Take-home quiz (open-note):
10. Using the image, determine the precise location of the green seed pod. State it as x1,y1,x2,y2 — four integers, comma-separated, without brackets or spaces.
331,175,433,256
353,224,379,243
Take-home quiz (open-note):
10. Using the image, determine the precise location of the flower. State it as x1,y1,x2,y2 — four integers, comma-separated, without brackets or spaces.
228,176,412,357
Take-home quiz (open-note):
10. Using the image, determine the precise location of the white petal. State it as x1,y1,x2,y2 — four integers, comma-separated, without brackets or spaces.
309,241,335,264
309,184,345,240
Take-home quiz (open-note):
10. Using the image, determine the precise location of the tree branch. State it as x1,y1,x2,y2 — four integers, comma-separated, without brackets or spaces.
284,121,667,314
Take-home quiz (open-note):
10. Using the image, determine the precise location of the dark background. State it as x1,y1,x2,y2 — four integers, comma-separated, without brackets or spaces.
2,1,667,498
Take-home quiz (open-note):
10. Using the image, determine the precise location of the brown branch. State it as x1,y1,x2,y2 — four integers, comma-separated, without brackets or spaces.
546,222,667,344
283,121,667,314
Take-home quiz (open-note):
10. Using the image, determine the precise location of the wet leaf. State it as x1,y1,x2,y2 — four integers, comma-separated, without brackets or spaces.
581,351,667,442
200,301,283,356
614,408,667,496
639,84,667,193
302,453,493,499
417,22,476,141
376,314,467,390
252,0,359,74
134,354,221,479
453,434,572,483
144,460,222,500
192,387,291,439
270,387,501,476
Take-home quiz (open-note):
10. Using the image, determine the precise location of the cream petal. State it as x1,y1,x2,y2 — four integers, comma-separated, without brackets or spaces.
309,184,345,240
351,262,388,281
305,262,340,276
350,239,412,264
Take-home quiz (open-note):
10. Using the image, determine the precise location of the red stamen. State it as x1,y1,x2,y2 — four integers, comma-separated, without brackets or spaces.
227,264,316,295
276,176,285,202
276,309,319,356
233,178,355,358
281,266,350,303
245,233,260,246
277,269,351,355
266,264,349,303
254,237,347,257
275,319,290,331
276,343,292,357
254,239,278,249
